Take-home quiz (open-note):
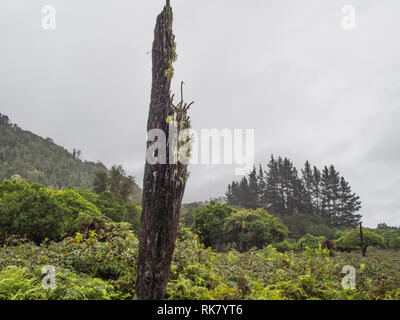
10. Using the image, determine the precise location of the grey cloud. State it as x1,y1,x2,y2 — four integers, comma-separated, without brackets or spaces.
1,0,400,227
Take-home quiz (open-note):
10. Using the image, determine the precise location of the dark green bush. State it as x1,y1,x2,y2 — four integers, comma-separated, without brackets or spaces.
191,202,234,248
336,228,384,253
0,179,106,243
74,188,141,233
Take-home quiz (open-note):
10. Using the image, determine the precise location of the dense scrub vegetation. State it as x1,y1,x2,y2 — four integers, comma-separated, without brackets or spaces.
182,202,348,242
0,178,141,243
1,224,400,300
336,228,385,253
185,202,400,254
0,114,107,189
0,178,399,300
191,203,288,252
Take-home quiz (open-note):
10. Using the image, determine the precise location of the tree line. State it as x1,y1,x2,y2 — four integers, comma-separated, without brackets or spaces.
226,155,362,228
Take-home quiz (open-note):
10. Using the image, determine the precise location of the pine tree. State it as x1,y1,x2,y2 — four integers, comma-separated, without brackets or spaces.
283,158,295,214
246,167,260,209
337,176,362,227
225,183,234,205
238,177,250,208
320,165,361,227
260,156,300,215
226,168,260,209
328,165,341,222
321,166,333,221
294,174,313,215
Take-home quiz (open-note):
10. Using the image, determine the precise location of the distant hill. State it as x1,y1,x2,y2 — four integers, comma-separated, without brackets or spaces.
0,114,141,197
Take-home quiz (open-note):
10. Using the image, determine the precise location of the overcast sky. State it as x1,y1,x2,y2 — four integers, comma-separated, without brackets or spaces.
1,0,399,227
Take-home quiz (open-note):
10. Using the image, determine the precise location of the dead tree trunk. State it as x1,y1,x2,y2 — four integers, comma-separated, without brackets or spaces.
136,1,193,300
360,222,366,257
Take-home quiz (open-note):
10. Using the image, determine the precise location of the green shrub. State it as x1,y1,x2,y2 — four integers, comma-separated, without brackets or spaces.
272,240,297,252
53,189,101,234
298,233,326,249
336,228,384,253
0,266,45,300
375,228,400,250
191,202,234,248
74,189,141,233
192,204,288,252
0,179,109,243
277,213,340,239
223,209,288,252
0,179,140,243
45,269,117,300
0,180,66,243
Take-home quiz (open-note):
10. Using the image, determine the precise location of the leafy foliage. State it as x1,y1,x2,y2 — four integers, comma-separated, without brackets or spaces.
0,179,140,243
336,228,385,253
73,188,141,233
191,202,234,248
0,179,107,243
298,233,327,249
0,265,116,300
1,224,400,300
192,204,288,252
375,227,400,250
0,227,137,299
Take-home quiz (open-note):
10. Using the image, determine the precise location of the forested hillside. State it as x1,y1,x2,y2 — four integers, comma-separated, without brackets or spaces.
1,114,114,190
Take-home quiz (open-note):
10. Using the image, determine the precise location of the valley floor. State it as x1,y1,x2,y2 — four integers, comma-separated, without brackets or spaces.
1,228,399,300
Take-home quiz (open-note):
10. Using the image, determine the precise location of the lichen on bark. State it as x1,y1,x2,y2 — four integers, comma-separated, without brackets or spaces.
136,0,193,300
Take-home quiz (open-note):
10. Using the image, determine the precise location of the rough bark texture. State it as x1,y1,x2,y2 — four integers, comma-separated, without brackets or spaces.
136,1,191,300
